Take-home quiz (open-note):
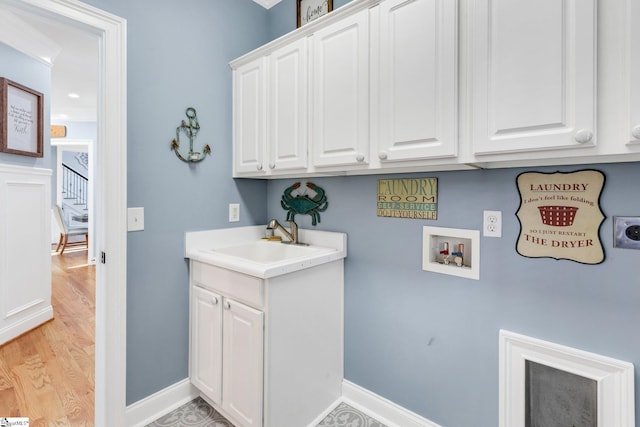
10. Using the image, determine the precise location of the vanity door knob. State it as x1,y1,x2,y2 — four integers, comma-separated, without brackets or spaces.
378,151,388,160
355,153,365,162
211,296,219,305
224,301,231,310
269,163,276,169
574,129,593,144
632,125,640,140
256,164,263,171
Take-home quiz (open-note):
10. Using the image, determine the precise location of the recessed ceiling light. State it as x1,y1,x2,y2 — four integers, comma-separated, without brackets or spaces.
68,93,80,99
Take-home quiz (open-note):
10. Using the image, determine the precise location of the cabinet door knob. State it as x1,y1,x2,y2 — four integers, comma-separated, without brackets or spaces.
355,153,365,162
269,163,276,169
256,164,263,171
224,301,231,310
574,129,593,144
632,125,640,140
211,296,218,305
378,151,388,160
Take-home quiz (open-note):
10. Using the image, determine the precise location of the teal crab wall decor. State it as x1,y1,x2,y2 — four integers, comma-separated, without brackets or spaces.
281,182,328,226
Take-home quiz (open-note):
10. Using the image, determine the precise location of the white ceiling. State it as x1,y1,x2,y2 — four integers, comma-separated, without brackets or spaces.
1,0,280,123
0,5,98,123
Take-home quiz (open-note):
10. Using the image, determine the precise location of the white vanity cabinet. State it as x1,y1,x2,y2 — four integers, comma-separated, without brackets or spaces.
374,0,458,164
188,256,344,427
190,282,263,427
469,0,597,156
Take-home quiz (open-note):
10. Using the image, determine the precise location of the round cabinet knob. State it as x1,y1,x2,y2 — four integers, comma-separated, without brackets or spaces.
224,301,231,310
631,125,640,140
574,129,593,144
378,151,388,160
269,163,276,169
256,164,263,171
355,153,365,163
211,296,218,305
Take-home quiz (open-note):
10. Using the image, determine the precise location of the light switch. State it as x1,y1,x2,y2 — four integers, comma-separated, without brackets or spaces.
128,207,144,231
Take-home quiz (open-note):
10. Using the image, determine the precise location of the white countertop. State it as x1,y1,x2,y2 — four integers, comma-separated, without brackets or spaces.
185,225,347,278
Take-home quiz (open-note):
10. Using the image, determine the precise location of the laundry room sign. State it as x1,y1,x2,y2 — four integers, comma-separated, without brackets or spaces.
516,170,606,264
377,177,438,220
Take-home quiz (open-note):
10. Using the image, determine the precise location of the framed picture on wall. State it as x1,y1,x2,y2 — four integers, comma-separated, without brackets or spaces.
0,77,44,157
297,0,333,27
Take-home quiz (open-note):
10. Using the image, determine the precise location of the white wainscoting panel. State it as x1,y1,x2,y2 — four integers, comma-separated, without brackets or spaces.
0,164,52,345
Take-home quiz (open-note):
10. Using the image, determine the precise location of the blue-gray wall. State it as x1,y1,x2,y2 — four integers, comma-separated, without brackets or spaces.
76,0,270,404
5,2,640,425
266,163,640,427
0,43,51,169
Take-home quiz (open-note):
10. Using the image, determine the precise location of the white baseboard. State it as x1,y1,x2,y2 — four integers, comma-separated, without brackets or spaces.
0,305,53,346
306,396,343,427
126,378,198,427
341,380,443,427
127,378,441,427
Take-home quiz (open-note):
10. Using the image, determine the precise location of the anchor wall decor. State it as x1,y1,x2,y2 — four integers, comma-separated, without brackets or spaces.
170,107,211,163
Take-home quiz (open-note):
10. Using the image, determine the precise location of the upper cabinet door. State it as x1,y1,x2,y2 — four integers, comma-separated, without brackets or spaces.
233,57,267,175
269,38,308,172
471,0,596,154
628,0,640,144
377,0,458,162
312,9,370,168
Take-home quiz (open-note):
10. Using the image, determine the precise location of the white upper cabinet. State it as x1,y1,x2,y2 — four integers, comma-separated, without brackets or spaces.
231,0,640,178
470,0,597,155
627,0,640,145
311,8,370,168
376,0,458,162
233,57,267,175
268,38,308,173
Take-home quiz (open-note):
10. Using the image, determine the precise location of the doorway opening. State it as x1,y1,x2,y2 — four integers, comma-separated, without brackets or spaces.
1,1,128,426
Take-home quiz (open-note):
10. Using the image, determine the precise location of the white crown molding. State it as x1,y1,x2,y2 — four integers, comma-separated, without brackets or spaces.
0,9,61,66
253,0,283,9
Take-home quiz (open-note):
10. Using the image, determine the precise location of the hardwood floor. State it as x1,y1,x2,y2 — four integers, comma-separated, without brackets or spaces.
0,248,95,426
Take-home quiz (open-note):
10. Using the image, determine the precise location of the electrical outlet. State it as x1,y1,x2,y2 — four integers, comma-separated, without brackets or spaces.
127,207,144,231
229,203,240,222
483,210,502,237
613,216,640,249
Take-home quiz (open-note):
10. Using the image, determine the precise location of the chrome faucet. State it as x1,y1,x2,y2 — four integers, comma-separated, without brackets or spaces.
267,219,298,244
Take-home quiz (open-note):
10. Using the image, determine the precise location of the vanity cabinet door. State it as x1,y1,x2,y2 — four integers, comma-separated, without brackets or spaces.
311,8,369,168
269,38,308,173
190,285,222,404
376,0,458,162
233,57,267,176
470,0,596,155
222,298,264,427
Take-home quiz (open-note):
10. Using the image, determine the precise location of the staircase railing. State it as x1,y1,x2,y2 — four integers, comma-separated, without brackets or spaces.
62,164,88,208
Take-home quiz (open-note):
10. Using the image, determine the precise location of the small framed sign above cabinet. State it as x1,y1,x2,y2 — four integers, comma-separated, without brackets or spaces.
297,0,332,27
0,78,43,157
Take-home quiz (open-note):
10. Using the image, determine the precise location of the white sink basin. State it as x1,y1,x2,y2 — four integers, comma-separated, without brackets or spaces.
185,226,347,278
210,240,334,264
